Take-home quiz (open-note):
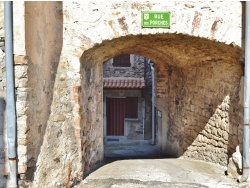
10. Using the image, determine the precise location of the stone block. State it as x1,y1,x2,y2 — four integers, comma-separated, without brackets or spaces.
18,139,29,145
73,86,82,93
74,115,81,126
214,117,221,128
16,101,27,116
75,129,81,138
217,129,223,137
208,119,215,127
18,164,27,174
18,155,28,164
220,118,227,131
16,91,28,101
16,78,28,88
53,114,66,122
14,55,28,65
73,104,81,113
14,65,28,79
211,127,217,136
222,131,229,141
18,145,27,155
72,94,80,103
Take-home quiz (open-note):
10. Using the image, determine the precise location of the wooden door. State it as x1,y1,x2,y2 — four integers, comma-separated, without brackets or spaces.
106,98,125,136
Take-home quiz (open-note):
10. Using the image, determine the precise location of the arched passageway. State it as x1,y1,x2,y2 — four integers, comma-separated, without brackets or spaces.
102,53,159,159
5,1,245,187
80,33,243,174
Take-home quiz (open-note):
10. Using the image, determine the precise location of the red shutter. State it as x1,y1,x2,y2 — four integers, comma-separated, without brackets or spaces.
125,97,138,118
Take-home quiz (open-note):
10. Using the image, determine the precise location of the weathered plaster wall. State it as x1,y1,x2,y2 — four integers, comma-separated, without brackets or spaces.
13,1,26,56
23,1,63,183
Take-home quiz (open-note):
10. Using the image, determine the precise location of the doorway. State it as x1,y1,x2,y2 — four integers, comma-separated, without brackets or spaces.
106,97,125,136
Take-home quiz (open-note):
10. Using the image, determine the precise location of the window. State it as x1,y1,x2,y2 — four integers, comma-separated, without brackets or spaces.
113,54,131,67
125,97,138,118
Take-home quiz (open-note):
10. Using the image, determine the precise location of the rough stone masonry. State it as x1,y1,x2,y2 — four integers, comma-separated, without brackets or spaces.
0,1,246,187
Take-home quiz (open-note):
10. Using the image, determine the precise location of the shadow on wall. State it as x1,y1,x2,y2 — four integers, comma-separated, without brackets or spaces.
165,61,243,167
24,2,63,181
0,97,7,187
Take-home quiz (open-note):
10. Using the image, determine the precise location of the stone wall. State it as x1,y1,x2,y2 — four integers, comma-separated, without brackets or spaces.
15,56,29,174
0,2,28,186
180,61,243,165
0,2,6,186
0,37,29,177
155,63,184,155
156,51,243,165
0,42,6,188
80,58,103,176
0,49,29,178
103,54,146,78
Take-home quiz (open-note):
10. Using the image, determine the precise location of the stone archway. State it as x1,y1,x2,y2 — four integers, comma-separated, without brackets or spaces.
31,32,244,188
21,1,245,187
79,33,243,174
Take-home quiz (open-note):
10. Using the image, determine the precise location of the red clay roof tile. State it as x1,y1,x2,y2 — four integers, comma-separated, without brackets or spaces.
103,77,145,89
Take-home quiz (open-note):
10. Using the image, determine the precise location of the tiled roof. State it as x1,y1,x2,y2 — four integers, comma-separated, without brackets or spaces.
103,77,145,89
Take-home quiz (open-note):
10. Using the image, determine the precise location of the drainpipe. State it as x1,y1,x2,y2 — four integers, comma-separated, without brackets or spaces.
142,57,146,140
142,97,145,140
5,1,17,187
240,1,250,183
149,60,155,145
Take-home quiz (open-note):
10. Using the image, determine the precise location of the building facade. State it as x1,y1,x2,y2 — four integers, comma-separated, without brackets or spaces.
0,1,246,187
103,54,153,143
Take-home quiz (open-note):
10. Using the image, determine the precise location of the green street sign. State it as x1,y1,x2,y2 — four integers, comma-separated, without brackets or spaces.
141,11,170,28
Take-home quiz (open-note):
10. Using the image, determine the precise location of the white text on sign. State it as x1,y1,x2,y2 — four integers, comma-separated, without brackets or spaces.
154,14,164,19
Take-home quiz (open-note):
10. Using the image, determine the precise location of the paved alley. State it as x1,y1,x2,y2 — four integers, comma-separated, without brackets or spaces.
76,158,249,188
